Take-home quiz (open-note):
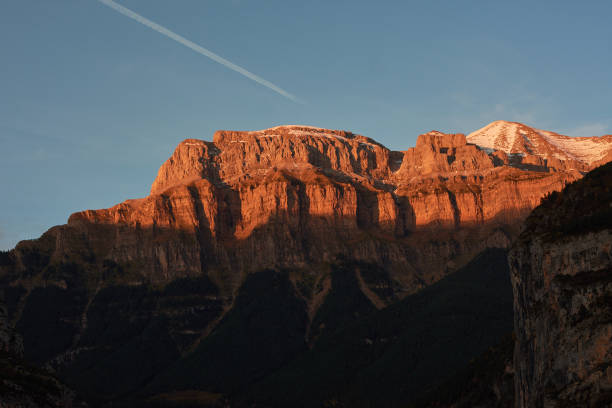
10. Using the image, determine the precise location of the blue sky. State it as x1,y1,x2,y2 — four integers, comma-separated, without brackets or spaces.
1,0,611,249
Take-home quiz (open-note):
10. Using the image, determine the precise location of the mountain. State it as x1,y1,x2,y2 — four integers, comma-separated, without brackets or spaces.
509,161,612,407
467,120,612,172
54,125,578,293
0,121,608,406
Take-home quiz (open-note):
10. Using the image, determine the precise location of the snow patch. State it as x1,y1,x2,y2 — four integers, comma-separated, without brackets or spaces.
256,125,328,132
536,130,611,163
252,126,378,148
467,120,612,165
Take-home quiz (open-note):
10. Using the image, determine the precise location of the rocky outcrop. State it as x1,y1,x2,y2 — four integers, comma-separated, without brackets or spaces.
395,131,493,178
509,162,612,407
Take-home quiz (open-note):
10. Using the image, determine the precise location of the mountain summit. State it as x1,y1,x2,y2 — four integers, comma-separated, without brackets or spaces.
467,120,612,171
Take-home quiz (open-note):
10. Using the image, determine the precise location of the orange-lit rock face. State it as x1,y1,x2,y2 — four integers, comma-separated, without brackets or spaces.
151,127,396,195
45,124,592,296
396,131,494,178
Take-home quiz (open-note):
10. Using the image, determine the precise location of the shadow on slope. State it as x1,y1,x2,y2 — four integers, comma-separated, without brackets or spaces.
145,269,309,395
0,215,514,407
416,333,514,408
241,248,513,408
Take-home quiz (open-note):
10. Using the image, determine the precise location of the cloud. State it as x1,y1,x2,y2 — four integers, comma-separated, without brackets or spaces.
563,123,609,137
96,0,303,103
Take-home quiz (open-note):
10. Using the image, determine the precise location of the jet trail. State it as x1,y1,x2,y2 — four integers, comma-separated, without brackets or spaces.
96,0,302,103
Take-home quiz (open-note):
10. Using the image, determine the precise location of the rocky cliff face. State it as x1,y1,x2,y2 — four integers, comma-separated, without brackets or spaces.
509,162,612,407
40,125,579,295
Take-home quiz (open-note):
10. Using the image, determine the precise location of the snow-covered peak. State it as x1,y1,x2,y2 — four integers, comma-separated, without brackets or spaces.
467,121,528,152
255,125,329,132
467,121,612,165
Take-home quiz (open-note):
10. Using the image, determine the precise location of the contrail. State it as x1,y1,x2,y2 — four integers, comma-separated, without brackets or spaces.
96,0,302,103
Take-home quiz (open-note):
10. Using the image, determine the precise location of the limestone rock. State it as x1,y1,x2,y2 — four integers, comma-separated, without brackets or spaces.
509,162,612,407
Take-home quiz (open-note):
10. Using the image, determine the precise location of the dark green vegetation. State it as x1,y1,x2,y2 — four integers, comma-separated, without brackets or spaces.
417,334,514,408
525,161,612,240
2,270,225,405
147,270,309,394
17,285,88,363
0,247,513,407
0,249,13,266
0,292,86,407
0,351,85,407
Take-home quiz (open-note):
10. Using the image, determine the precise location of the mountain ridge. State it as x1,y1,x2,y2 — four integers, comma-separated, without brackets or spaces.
1,120,611,406
7,121,593,303
54,121,583,297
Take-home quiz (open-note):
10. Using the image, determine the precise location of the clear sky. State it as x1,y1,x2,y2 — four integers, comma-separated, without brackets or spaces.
1,0,611,249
